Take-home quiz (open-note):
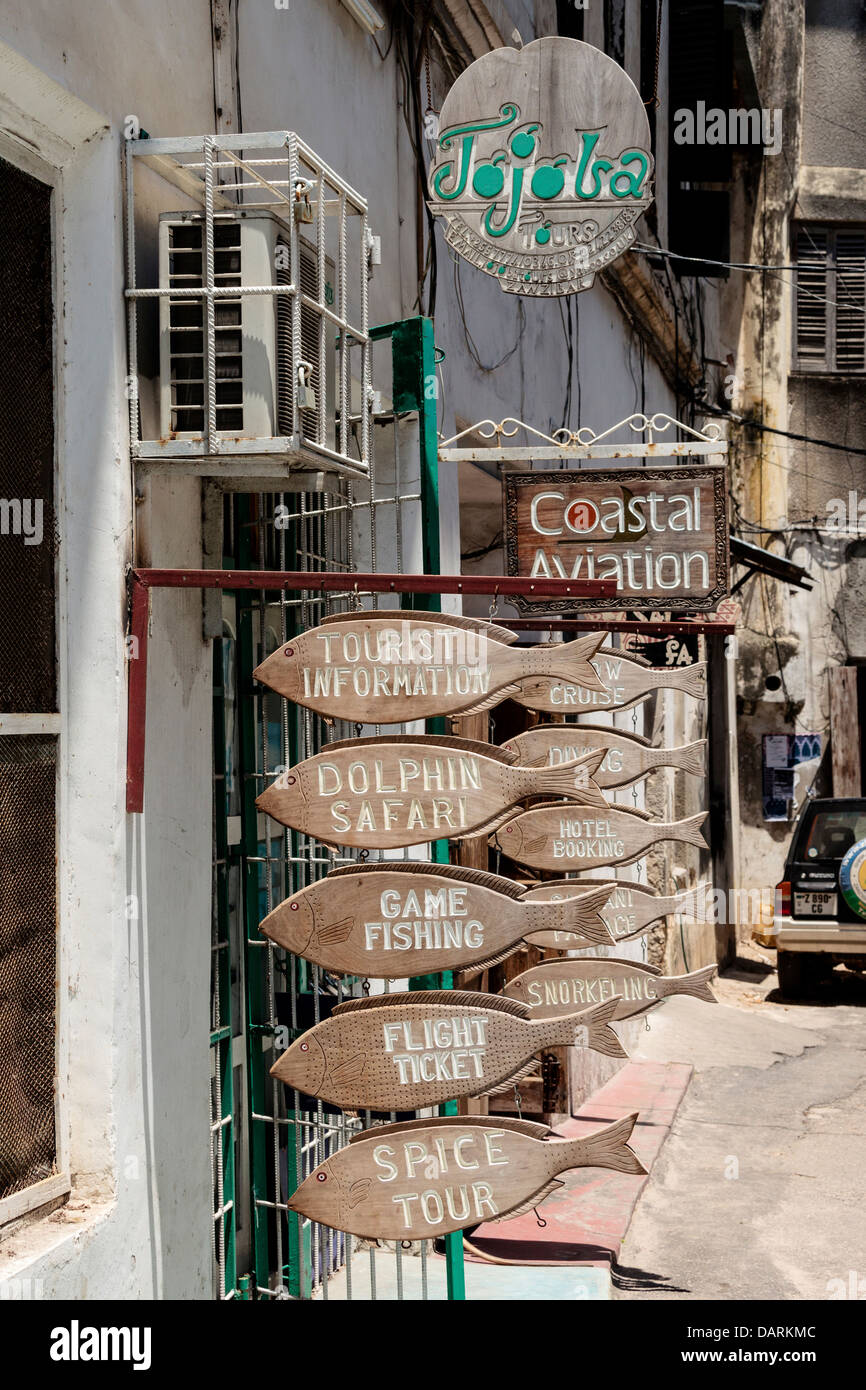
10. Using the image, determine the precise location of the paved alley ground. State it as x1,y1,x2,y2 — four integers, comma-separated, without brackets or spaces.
615,956,866,1301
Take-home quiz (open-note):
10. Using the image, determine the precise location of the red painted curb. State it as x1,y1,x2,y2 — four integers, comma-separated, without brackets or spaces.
463,1060,693,1268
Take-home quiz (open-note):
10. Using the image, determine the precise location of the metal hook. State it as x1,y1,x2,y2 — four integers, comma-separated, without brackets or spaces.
489,585,500,621
512,1083,523,1120
533,1209,547,1228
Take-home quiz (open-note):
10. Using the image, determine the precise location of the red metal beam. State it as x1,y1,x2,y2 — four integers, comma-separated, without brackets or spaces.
125,569,618,813
501,618,735,635
125,569,734,813
131,569,617,599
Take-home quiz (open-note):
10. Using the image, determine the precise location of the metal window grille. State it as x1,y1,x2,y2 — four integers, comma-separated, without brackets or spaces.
124,132,374,479
0,157,60,1217
0,737,58,1202
795,224,866,373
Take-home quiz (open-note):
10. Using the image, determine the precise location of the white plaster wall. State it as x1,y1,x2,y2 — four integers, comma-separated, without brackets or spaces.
0,1,726,1295
0,34,211,1299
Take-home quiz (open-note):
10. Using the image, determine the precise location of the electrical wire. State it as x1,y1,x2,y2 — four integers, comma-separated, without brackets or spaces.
394,4,438,316
703,405,866,458
633,242,866,313
452,256,525,372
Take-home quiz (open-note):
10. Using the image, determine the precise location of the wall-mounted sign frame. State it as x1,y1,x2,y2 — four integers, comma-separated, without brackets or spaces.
503,725,706,788
502,958,717,1021
521,877,694,947
494,805,708,872
256,735,611,850
427,36,653,297
271,990,625,1111
259,862,615,976
504,464,729,613
287,1113,645,1240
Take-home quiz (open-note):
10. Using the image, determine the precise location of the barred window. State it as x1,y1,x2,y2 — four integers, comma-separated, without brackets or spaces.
0,155,60,1220
794,224,866,373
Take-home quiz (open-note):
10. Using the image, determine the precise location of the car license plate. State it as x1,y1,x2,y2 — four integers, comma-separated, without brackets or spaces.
794,891,837,916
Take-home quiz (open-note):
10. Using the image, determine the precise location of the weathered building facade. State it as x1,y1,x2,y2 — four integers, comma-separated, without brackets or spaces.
4,0,853,1302
724,0,866,928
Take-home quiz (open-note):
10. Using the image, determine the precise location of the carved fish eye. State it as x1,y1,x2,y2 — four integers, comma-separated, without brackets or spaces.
284,646,294,656
290,903,299,911
300,1042,309,1052
316,1173,327,1182
287,776,296,785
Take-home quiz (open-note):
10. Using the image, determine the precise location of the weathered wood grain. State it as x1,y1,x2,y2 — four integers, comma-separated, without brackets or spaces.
259,862,615,976
520,876,693,948
287,1112,646,1239
494,804,708,871
256,735,610,849
502,958,717,1020
253,611,606,723
270,989,627,1111
503,723,706,788
504,466,729,612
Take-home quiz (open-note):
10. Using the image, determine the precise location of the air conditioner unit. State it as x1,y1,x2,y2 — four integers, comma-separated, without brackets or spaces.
157,210,336,449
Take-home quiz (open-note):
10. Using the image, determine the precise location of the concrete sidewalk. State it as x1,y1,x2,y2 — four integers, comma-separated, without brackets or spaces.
461,1059,692,1296
317,1058,692,1301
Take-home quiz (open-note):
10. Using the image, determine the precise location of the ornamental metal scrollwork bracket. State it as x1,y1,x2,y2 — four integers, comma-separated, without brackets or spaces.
438,413,728,462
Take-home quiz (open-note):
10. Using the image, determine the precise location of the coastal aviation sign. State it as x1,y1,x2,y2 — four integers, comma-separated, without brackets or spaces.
504,465,729,612
427,36,653,296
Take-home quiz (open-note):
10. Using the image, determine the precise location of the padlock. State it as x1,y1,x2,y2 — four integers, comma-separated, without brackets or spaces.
294,180,314,224
297,363,316,411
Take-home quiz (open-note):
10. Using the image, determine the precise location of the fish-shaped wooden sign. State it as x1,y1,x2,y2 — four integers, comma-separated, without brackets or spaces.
271,990,626,1111
493,649,707,716
502,958,717,1021
502,724,706,789
259,861,615,976
494,804,708,871
286,1112,646,1240
253,609,607,724
256,735,610,850
520,877,693,949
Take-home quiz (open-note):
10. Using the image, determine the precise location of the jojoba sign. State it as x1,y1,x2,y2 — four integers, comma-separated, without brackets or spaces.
428,36,653,296
505,465,729,612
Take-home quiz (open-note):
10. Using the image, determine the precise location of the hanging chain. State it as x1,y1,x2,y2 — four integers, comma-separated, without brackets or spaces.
645,0,663,110
632,705,640,807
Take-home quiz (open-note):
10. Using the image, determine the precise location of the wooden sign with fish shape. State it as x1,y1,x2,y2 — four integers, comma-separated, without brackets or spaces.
494,804,708,871
496,649,707,717
253,609,607,724
271,990,626,1111
502,958,717,1021
256,735,610,850
502,724,706,790
286,1112,646,1241
520,877,694,950
259,861,615,977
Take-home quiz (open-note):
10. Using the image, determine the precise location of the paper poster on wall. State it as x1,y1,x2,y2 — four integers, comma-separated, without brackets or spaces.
761,733,822,821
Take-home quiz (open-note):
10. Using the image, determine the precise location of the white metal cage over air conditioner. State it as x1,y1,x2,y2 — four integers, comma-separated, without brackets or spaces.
124,132,376,480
